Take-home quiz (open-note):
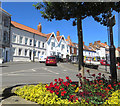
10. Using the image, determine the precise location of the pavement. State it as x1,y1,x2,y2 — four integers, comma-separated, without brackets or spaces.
0,62,120,105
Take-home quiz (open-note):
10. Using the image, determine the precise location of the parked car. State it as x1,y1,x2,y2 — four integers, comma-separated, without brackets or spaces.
39,55,46,63
100,59,110,66
55,55,63,63
45,56,57,66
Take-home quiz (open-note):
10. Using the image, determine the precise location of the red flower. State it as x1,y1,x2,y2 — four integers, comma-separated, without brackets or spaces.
67,82,70,86
83,77,86,79
76,98,78,100
54,79,57,82
86,79,89,82
54,83,57,86
118,82,120,85
71,84,76,87
79,86,82,89
77,73,82,78
69,79,72,83
62,91,67,94
86,70,90,73
55,86,59,90
56,92,59,95
110,87,113,90
50,90,54,93
61,88,64,90
61,93,64,96
66,76,69,80
50,82,53,86
108,84,112,88
98,73,101,76
69,95,75,99
92,74,95,77
114,84,116,86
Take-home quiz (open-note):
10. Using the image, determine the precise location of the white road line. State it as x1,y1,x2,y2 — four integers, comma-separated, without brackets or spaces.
47,70,59,74
63,70,67,71
32,69,36,72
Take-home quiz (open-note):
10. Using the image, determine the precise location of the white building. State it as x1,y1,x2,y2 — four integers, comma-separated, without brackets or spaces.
11,21,47,62
56,31,70,59
45,32,58,56
0,7,11,63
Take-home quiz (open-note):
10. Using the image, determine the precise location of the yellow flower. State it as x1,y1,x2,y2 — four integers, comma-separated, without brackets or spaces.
75,87,79,93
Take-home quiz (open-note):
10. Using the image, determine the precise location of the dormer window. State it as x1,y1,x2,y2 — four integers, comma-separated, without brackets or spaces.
51,34,54,37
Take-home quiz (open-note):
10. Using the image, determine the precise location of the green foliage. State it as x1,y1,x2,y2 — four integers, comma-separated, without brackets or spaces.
33,2,120,26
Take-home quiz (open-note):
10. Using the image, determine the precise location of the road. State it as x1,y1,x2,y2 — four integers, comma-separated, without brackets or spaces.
1,62,120,88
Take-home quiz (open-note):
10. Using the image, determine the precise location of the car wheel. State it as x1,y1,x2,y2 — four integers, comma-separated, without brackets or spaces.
55,64,57,66
45,63,48,66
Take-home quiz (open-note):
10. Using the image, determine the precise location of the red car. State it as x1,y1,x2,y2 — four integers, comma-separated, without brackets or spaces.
45,56,57,66
100,60,110,66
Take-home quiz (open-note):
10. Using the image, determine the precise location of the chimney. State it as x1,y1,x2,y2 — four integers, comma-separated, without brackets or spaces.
56,31,60,36
67,35,71,41
104,42,107,45
89,43,92,46
97,40,101,43
94,41,97,45
37,23,42,32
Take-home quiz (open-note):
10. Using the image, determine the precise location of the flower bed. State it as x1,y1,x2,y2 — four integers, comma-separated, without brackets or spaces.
104,90,120,104
14,83,80,105
14,70,120,105
76,70,120,104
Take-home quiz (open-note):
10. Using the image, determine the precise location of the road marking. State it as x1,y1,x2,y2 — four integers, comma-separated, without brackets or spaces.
47,70,59,74
32,69,36,72
63,70,67,71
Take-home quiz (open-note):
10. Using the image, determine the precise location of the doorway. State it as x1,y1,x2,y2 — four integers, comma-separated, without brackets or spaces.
29,50,32,60
6,51,8,62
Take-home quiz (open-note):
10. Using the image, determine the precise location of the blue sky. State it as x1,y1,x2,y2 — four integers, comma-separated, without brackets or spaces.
2,2,119,47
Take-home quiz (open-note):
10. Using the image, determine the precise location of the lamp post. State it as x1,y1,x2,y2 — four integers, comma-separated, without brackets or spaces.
107,11,117,81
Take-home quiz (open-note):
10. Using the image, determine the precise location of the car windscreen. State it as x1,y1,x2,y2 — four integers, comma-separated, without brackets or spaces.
48,57,55,59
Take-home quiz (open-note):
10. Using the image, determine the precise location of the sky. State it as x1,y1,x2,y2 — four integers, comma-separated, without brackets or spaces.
2,2,119,47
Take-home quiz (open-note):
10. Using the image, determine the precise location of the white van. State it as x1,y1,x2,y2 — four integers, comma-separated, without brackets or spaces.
39,55,46,63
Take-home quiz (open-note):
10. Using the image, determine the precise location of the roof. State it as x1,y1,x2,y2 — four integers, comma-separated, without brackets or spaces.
11,21,47,37
45,33,52,40
116,48,120,52
100,43,109,48
0,7,11,16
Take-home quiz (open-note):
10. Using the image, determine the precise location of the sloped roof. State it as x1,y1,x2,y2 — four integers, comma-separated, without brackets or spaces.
11,21,47,37
116,48,120,52
45,33,52,40
100,43,109,48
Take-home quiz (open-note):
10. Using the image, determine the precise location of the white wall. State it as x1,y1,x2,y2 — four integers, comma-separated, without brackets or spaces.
11,27,47,62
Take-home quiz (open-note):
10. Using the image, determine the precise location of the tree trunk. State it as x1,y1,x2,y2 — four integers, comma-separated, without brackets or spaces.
77,17,84,86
